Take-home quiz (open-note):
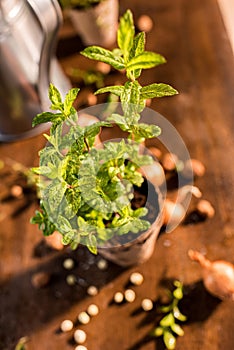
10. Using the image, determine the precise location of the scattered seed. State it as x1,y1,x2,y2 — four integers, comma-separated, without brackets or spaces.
182,158,205,178
197,199,215,218
87,304,99,316
129,272,144,286
163,199,185,226
97,258,108,270
148,146,162,160
163,239,172,247
63,258,75,270
162,153,178,171
44,231,64,251
74,329,87,344
78,312,90,325
60,319,73,332
66,274,77,286
137,14,153,32
75,346,88,350
31,272,50,289
96,61,111,74
113,292,124,304
87,285,98,296
124,289,136,303
10,185,23,198
87,93,97,106
141,298,154,311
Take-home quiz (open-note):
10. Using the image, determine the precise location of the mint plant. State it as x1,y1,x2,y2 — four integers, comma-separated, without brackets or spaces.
31,9,178,254
151,281,187,350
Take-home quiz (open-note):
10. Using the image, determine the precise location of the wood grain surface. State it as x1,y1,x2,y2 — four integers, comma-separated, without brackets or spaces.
0,0,234,349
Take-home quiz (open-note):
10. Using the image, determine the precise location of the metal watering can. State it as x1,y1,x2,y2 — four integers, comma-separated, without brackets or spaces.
0,0,71,142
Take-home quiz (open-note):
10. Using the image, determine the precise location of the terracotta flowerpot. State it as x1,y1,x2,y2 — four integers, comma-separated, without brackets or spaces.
67,0,119,46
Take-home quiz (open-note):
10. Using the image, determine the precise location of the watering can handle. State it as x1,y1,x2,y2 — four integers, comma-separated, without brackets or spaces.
27,0,63,108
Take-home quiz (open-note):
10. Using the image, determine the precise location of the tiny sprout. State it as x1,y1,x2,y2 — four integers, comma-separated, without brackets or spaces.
150,280,187,350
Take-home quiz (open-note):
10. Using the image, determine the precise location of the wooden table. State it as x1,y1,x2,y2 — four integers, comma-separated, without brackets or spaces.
1,0,234,349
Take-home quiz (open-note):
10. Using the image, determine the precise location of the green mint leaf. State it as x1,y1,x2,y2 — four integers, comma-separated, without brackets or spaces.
81,46,125,70
32,112,62,127
43,179,66,214
117,9,135,62
87,234,97,254
64,87,80,115
49,83,63,110
129,32,145,78
133,123,161,142
106,113,129,130
126,52,166,71
95,85,124,96
141,83,178,98
57,215,72,233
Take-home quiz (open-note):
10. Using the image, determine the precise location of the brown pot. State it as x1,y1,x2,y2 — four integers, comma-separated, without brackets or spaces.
68,0,119,46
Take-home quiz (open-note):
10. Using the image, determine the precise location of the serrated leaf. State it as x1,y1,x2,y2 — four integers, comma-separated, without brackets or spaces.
126,52,166,71
64,88,80,115
106,113,128,129
57,215,72,233
32,112,61,127
49,83,63,110
81,46,125,70
163,330,176,350
141,83,178,99
117,9,135,62
134,123,161,141
129,32,145,78
87,234,97,254
43,179,66,213
95,85,124,96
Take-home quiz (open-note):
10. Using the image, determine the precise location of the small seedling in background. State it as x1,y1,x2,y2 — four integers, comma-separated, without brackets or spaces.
15,337,29,350
150,280,187,350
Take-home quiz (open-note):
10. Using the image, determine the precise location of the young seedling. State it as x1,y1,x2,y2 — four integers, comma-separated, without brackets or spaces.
150,280,187,350
31,10,178,254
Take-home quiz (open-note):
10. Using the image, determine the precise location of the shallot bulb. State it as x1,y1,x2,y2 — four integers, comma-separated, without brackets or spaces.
188,250,234,300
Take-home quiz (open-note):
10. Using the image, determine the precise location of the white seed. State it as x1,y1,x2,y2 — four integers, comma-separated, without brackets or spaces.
75,346,88,350
124,289,136,303
78,312,90,325
63,258,75,270
66,274,77,286
130,272,144,286
60,319,73,332
113,292,124,303
87,285,98,296
74,329,87,344
137,15,153,32
141,298,154,311
87,304,99,316
197,199,215,218
97,258,108,270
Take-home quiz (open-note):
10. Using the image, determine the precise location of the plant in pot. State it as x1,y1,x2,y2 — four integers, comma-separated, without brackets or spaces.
31,9,178,266
59,0,119,47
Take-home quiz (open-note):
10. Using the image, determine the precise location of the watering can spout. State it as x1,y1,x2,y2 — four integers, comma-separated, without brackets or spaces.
0,0,71,142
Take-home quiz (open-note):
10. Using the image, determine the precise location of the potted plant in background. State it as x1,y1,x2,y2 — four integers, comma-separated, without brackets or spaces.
31,9,178,266
59,0,119,47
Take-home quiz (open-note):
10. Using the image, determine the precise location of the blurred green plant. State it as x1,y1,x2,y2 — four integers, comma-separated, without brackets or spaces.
150,280,187,349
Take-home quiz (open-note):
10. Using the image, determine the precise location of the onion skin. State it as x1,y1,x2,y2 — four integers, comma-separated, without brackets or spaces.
188,250,234,301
